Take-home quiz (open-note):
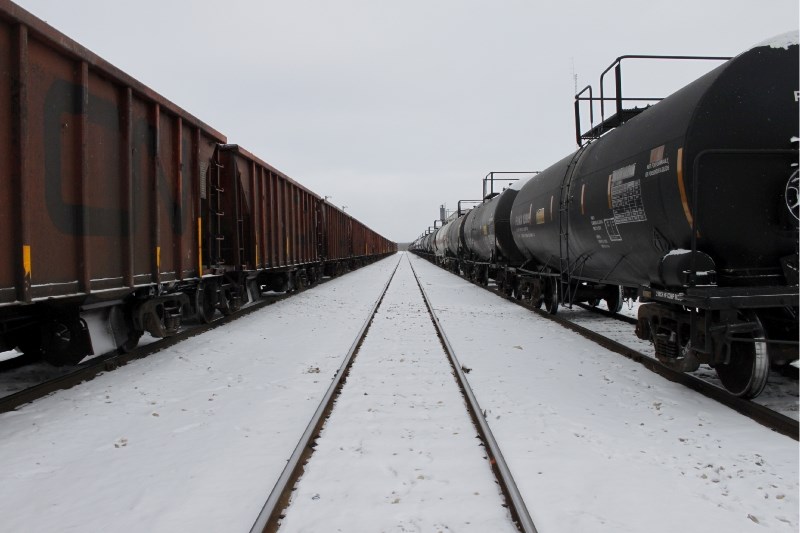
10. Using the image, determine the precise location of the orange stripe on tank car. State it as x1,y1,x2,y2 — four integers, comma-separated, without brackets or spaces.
549,195,554,222
581,184,586,215
607,174,613,209
676,147,697,233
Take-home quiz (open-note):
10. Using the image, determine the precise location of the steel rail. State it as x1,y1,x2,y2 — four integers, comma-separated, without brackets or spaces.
411,254,798,441
408,257,539,533
249,258,401,533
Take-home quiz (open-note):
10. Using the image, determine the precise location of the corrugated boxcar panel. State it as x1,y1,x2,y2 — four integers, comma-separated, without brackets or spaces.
250,159,261,269
1,1,227,301
131,97,156,285
284,177,292,265
284,184,291,265
355,222,366,256
329,206,347,260
291,186,299,264
187,125,214,279
278,175,286,266
84,69,124,290
310,194,317,261
239,155,253,269
175,116,189,275
338,209,347,259
333,207,342,260
303,191,310,262
265,172,272,266
298,192,305,262
288,181,296,264
27,37,81,296
0,21,15,302
258,162,265,268
304,192,313,262
156,109,176,280
297,190,304,263
273,174,281,266
325,205,336,260
269,172,278,267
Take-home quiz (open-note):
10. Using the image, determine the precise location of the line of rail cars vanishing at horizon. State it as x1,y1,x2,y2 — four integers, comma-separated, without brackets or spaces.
412,32,799,399
0,1,395,366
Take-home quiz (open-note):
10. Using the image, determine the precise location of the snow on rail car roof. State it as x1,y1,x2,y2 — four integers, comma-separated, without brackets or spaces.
752,30,798,50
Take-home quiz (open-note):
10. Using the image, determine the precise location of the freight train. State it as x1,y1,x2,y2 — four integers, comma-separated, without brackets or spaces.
0,1,395,366
412,32,799,399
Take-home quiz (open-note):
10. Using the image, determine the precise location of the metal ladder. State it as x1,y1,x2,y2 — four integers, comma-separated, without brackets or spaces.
208,157,225,268
233,168,245,269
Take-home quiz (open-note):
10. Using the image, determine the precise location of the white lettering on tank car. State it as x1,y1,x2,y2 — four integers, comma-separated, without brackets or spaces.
645,153,670,177
603,218,622,243
655,290,684,301
611,179,648,224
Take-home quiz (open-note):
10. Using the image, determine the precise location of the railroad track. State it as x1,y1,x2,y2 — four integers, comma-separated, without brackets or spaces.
414,255,799,441
250,255,537,533
0,276,340,414
409,259,537,533
248,261,399,533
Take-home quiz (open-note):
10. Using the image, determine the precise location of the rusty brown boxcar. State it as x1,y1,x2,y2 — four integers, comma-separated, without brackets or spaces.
0,1,395,366
0,0,226,362
211,144,323,304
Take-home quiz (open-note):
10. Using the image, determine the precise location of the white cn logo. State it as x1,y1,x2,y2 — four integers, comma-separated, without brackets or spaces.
795,90,800,102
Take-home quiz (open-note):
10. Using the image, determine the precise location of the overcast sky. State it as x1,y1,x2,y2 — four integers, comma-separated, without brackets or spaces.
13,0,799,243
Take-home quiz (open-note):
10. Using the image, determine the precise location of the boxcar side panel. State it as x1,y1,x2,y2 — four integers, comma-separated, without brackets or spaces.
0,21,16,303
27,37,81,298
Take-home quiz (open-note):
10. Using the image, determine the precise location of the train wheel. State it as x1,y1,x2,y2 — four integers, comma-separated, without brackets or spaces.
117,329,142,353
605,286,623,313
715,314,769,398
543,278,559,315
41,317,90,366
110,306,142,353
196,282,217,324
220,285,243,316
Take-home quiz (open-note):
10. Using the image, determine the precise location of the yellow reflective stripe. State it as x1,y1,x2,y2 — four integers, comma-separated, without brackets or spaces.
23,245,31,279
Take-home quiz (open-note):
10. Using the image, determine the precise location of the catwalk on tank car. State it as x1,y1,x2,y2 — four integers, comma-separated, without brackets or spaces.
0,2,396,367
413,33,799,398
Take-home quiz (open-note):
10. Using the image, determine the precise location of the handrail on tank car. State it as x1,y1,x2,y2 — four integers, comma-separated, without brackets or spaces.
575,54,731,146
483,171,540,200
458,200,482,216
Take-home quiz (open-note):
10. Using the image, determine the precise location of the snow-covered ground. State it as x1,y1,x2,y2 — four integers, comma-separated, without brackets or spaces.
409,253,798,532
0,252,796,532
0,257,400,532
554,302,799,419
278,254,517,531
